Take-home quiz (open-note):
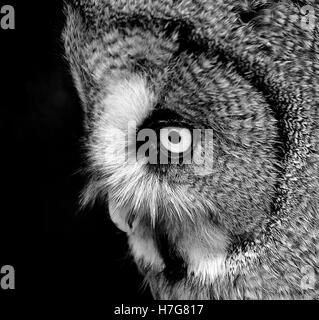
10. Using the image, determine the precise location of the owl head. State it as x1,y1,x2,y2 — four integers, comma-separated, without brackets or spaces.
64,0,319,299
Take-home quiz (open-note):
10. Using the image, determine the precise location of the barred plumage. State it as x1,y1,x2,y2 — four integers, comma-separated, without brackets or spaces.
63,0,319,299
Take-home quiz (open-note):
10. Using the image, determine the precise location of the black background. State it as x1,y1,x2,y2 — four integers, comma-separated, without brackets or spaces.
0,0,152,301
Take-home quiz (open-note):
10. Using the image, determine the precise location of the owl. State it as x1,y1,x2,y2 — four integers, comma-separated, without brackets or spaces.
63,0,319,299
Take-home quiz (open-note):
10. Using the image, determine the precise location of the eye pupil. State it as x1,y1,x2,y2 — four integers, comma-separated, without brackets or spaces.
160,127,192,155
168,131,182,144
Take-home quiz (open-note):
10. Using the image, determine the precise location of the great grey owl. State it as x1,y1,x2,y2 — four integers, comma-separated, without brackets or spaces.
63,0,319,299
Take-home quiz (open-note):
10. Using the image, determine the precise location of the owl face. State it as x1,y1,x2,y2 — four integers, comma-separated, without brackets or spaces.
64,3,281,285
62,0,319,300
81,50,280,282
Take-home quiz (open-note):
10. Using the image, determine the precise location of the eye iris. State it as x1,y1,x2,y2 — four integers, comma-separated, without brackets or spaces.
160,128,192,154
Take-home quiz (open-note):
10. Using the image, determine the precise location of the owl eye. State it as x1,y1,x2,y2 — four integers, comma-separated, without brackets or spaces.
160,127,192,154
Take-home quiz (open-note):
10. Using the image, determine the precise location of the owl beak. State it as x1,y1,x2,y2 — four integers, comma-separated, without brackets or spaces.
108,197,137,234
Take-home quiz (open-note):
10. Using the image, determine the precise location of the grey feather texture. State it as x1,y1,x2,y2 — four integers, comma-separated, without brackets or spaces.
63,0,319,299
